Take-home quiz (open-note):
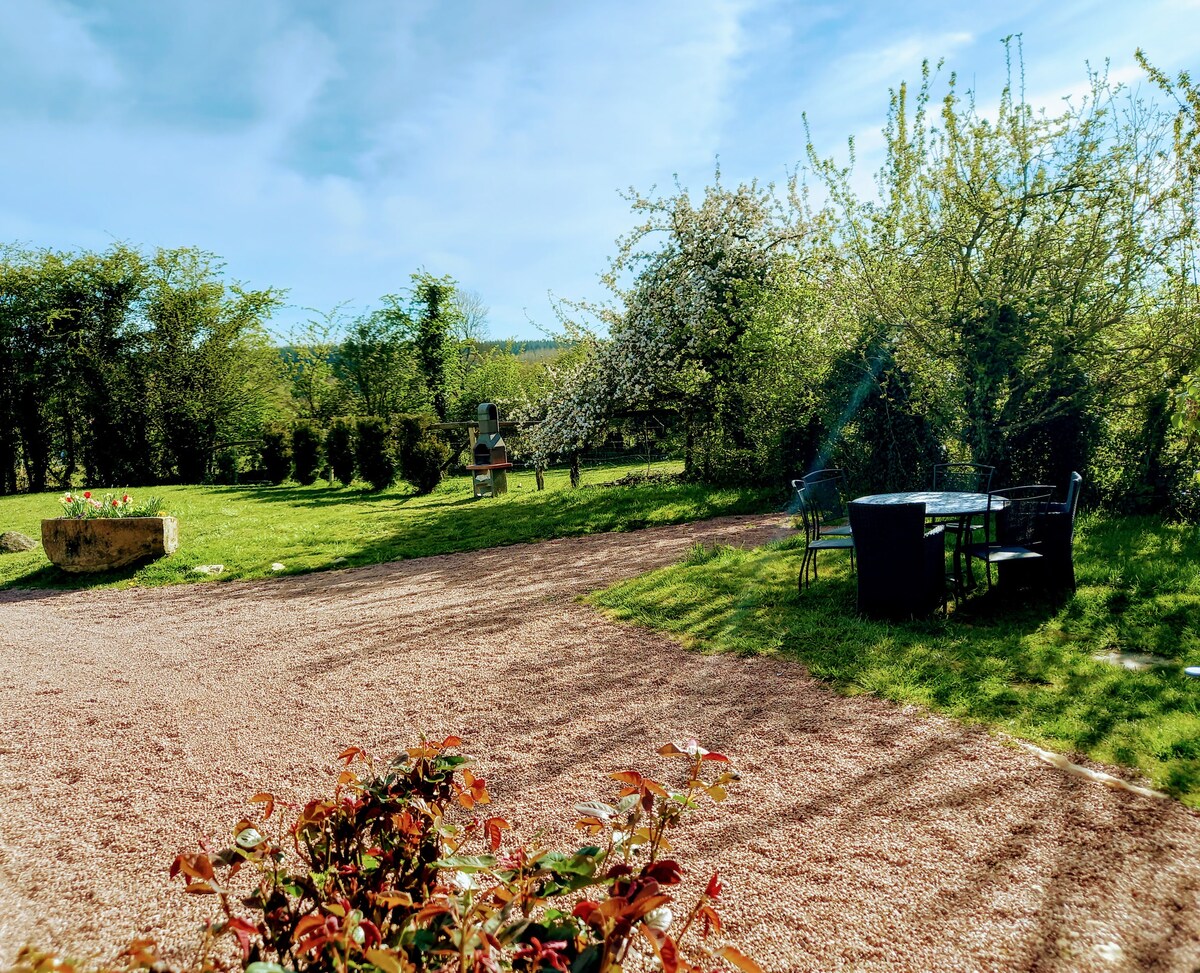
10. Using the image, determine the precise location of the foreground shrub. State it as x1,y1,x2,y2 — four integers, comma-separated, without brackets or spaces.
260,424,293,485
14,739,758,973
325,417,357,486
291,420,324,486
355,417,396,491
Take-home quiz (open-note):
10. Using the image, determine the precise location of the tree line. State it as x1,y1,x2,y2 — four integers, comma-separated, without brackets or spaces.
0,247,556,495
4,45,1198,515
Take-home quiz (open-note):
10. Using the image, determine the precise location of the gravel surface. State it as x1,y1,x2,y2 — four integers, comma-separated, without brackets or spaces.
2,513,1199,972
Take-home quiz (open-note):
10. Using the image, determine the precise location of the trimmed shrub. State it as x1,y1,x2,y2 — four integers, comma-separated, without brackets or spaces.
212,447,240,485
326,416,357,486
260,423,292,485
395,414,452,495
406,434,453,494
291,420,324,486
355,416,396,491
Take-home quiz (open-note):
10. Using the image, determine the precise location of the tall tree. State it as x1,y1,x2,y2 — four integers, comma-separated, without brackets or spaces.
142,248,282,483
411,273,460,421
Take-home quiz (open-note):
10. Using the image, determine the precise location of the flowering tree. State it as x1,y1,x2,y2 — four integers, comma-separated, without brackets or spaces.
527,175,831,480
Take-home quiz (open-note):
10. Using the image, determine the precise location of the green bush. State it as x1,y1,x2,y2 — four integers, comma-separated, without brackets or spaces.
393,414,453,495
355,416,396,491
212,447,240,485
325,417,357,486
260,423,293,485
12,739,753,973
291,420,324,486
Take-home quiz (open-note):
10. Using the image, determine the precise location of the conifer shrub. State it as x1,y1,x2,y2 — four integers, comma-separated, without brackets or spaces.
395,414,453,495
291,420,324,486
355,417,396,491
325,417,357,486
260,423,293,485
406,435,453,494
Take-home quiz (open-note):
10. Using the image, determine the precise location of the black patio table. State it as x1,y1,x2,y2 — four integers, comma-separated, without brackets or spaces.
852,491,1006,597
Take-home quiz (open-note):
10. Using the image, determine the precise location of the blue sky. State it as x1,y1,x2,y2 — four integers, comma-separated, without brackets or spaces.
1,0,1196,340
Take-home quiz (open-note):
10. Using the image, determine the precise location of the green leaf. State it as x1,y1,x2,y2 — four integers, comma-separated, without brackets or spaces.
574,800,617,819
433,854,496,872
571,944,602,973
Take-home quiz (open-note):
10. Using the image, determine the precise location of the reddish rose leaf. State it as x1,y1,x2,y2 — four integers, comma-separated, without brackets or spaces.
715,946,764,973
374,891,414,908
639,926,679,973
643,859,684,885
484,816,511,851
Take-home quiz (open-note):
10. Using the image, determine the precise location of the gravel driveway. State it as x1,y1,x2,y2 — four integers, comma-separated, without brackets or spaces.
1,514,1198,972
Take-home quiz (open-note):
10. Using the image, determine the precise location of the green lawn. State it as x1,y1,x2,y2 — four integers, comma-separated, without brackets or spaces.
590,513,1200,806
0,460,774,590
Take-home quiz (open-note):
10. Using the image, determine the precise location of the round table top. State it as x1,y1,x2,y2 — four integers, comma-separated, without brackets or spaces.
852,490,999,517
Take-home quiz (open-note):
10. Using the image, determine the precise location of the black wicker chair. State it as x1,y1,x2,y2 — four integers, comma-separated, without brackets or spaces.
847,501,946,619
966,485,1054,592
1033,471,1083,592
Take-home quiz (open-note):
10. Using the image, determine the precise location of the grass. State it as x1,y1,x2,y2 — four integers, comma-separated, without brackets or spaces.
0,460,775,590
590,512,1200,806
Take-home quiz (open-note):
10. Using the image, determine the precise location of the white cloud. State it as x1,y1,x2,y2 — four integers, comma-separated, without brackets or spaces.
1,0,1194,337
0,0,122,99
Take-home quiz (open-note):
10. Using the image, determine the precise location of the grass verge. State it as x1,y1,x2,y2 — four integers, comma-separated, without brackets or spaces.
0,460,775,591
589,513,1200,806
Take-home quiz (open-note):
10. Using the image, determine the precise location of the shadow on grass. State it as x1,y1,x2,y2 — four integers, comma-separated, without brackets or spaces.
592,514,1200,802
0,480,778,592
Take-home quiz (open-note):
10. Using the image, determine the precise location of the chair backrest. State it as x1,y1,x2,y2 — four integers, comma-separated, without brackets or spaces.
848,501,944,618
801,469,847,522
990,485,1054,547
1063,471,1083,521
932,462,994,493
794,491,823,544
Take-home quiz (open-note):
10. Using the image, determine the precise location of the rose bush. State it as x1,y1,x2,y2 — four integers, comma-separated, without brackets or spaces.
10,738,759,973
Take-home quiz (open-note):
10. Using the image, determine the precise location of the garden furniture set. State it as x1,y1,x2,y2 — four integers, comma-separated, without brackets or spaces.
792,466,1083,620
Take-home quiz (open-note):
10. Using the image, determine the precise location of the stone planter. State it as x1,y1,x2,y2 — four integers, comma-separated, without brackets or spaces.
41,517,179,573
